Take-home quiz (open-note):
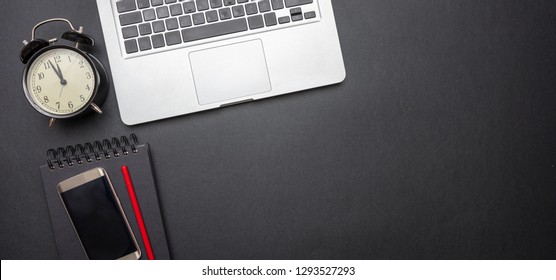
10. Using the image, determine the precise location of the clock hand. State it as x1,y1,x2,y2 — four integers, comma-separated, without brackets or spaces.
48,60,60,78
59,83,65,98
48,60,66,85
55,62,67,85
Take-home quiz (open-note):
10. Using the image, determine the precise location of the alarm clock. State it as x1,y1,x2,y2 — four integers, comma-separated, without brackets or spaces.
20,18,109,127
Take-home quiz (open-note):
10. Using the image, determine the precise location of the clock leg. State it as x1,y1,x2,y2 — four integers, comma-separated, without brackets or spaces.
90,103,103,114
49,118,56,127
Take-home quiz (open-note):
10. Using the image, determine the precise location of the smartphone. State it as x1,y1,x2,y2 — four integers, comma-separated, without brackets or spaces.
57,168,141,260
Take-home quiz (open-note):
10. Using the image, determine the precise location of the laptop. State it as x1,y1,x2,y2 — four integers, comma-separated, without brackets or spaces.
96,0,345,125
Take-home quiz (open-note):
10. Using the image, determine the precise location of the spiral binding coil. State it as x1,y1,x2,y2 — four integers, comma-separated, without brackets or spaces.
46,134,139,170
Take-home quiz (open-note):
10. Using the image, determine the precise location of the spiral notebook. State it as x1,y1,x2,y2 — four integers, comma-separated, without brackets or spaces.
39,134,170,260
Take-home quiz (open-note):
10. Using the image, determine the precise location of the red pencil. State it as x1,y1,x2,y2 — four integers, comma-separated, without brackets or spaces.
121,165,155,260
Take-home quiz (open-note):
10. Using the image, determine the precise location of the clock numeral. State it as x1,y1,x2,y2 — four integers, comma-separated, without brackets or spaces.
44,62,51,70
86,72,92,79
68,56,72,63
38,72,45,80
35,86,42,93
79,61,85,68
55,102,60,109
54,55,61,63
68,101,74,109
80,95,85,102
43,96,49,103
86,84,91,91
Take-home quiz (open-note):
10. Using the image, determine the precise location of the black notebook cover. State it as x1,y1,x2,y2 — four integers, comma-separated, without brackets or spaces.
39,135,170,260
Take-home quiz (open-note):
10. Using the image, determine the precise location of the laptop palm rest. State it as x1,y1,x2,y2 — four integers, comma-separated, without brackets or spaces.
189,39,272,105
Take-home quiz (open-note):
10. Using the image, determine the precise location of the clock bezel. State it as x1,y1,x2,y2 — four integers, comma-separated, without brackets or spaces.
22,45,100,119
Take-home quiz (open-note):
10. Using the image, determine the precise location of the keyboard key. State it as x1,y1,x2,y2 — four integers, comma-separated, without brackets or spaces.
165,0,177,3
152,34,165,48
304,11,315,19
143,9,156,21
290,7,301,15
192,13,206,25
179,15,193,27
119,11,142,26
278,16,290,24
170,3,183,16
122,26,139,38
258,0,271,12
206,10,219,23
151,0,163,6
156,6,170,18
232,5,245,17
181,18,247,42
210,0,222,9
219,7,232,20
196,0,209,11
183,1,196,13
165,30,182,45
139,23,153,35
137,0,151,9
247,15,264,29
237,0,248,3
264,12,277,26
152,20,166,32
117,0,136,13
166,18,179,30
224,0,235,6
292,14,303,21
271,0,284,10
138,37,152,50
124,39,138,53
245,3,258,15
285,0,312,8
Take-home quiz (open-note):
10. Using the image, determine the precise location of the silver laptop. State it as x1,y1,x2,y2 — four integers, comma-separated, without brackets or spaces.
97,0,345,125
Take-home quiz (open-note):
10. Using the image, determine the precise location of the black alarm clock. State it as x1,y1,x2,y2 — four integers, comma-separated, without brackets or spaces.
20,18,109,127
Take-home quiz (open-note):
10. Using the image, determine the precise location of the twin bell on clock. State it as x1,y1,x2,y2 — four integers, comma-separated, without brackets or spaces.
20,18,109,127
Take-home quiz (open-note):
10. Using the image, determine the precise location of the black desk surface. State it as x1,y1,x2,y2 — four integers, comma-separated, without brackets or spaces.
1,0,555,259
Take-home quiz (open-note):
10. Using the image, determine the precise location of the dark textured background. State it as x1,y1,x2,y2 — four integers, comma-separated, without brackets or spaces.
1,0,555,259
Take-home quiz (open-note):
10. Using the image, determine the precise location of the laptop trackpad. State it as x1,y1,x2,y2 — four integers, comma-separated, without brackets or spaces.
189,39,272,105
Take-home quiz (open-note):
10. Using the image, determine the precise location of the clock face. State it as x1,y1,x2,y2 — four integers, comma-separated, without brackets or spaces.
25,47,96,116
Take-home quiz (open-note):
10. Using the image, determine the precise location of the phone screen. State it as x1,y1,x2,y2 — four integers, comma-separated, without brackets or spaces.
60,176,137,260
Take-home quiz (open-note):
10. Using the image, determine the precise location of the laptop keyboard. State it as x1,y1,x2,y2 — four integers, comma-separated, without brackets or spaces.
116,0,319,55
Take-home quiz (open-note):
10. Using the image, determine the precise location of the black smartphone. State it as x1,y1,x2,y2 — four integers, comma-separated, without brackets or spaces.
57,167,141,260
